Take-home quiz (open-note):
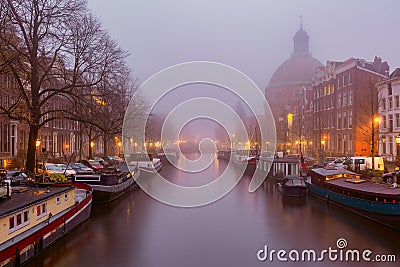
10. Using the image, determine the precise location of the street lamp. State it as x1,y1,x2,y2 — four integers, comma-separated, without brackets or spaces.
117,141,122,156
35,139,41,174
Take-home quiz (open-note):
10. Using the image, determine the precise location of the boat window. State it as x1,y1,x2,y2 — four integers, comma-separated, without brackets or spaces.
65,193,68,201
56,196,61,204
9,217,14,230
23,210,29,223
16,213,22,226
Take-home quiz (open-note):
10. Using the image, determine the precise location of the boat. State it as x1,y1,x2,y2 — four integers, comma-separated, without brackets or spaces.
73,163,139,204
277,175,308,197
0,182,92,266
127,152,162,174
233,149,258,173
217,149,231,160
307,167,400,230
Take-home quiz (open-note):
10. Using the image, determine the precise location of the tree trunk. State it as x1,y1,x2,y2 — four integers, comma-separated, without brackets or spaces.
103,132,108,158
25,124,39,174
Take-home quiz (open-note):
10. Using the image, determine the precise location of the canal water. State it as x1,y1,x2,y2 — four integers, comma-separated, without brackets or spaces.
27,155,400,267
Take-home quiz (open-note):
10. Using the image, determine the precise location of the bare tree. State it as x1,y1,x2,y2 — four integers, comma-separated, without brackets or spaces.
0,0,128,173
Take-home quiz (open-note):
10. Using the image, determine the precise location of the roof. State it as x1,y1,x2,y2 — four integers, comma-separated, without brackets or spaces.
311,167,358,177
267,54,322,88
0,185,72,217
328,178,400,197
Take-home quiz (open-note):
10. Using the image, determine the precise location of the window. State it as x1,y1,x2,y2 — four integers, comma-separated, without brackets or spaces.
337,112,341,129
16,213,22,226
389,114,393,131
338,134,342,151
382,98,386,111
395,95,400,109
349,134,353,151
36,202,47,219
343,75,346,86
64,193,68,201
396,114,400,127
343,92,347,106
349,73,352,84
337,94,342,107
389,136,393,155
9,217,14,230
349,110,353,128
56,196,61,205
349,90,353,105
388,97,393,111
337,78,340,88
382,137,386,154
383,115,387,128
388,83,392,95
331,84,335,93
343,111,347,129
8,210,30,232
23,210,29,223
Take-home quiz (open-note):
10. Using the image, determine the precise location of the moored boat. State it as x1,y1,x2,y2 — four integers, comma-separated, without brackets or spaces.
233,149,258,173
307,167,400,230
217,149,231,160
0,182,92,266
73,164,139,204
127,152,162,174
277,175,308,197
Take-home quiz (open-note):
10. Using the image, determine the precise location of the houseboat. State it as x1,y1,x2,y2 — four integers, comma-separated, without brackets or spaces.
233,149,258,173
217,149,231,161
277,175,308,197
307,167,400,230
127,152,162,174
0,183,92,266
73,163,139,204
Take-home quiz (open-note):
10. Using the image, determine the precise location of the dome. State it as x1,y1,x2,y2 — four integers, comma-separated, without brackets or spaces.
268,54,322,87
267,25,322,88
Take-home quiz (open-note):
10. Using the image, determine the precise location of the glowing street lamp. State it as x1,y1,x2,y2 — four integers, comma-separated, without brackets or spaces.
35,139,41,173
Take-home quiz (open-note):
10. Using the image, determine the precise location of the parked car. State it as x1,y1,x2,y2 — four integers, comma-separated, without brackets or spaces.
70,162,95,174
56,164,77,177
382,172,399,184
105,155,124,165
93,157,106,165
79,159,104,172
37,163,65,176
6,170,33,185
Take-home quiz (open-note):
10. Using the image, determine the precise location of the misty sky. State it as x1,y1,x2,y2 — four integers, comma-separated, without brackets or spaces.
87,0,400,89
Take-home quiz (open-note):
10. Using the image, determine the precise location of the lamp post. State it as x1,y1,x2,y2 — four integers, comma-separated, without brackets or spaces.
320,139,326,166
117,141,122,156
35,139,41,174
371,117,379,170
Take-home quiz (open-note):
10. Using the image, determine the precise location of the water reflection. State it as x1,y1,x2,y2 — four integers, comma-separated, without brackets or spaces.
27,156,400,267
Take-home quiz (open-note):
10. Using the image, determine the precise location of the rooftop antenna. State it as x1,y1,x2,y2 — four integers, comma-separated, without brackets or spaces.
299,15,303,29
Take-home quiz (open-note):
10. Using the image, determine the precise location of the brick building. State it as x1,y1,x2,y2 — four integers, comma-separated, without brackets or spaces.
308,57,389,158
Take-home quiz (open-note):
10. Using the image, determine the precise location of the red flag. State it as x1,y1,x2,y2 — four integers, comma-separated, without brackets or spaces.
300,151,307,169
